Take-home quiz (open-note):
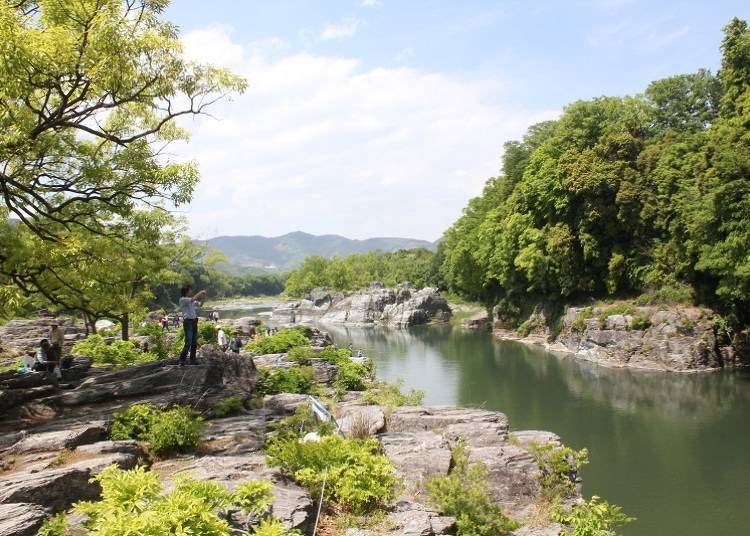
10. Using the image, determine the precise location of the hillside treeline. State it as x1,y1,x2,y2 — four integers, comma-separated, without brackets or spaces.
285,249,437,297
437,18,750,327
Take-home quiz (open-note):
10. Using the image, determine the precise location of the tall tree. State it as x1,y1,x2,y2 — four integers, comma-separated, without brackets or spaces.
0,0,246,239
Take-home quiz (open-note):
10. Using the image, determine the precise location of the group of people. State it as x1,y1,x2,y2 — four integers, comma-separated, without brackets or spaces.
22,323,72,378
217,327,243,353
160,314,181,331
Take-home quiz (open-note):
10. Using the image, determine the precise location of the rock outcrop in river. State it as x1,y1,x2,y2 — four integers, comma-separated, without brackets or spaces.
494,302,747,372
272,284,452,327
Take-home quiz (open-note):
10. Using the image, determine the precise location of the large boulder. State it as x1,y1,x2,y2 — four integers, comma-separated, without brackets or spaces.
379,432,452,493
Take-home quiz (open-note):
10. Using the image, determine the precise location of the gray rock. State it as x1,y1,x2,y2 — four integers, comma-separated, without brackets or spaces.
159,454,313,531
0,452,140,513
380,432,451,493
387,406,508,434
431,516,457,535
0,503,48,536
75,440,147,458
510,431,561,449
338,405,385,437
262,393,310,415
9,421,107,454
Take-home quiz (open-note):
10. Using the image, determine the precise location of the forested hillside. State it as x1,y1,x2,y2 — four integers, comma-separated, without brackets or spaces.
438,18,750,328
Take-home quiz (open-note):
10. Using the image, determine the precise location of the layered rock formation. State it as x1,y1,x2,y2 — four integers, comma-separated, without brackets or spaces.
494,302,746,372
273,284,452,327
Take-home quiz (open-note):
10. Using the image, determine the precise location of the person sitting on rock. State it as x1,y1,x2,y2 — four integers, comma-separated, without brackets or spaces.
178,284,207,366
21,351,36,373
34,339,59,378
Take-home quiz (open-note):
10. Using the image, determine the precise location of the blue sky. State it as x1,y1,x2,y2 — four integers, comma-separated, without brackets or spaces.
165,0,749,241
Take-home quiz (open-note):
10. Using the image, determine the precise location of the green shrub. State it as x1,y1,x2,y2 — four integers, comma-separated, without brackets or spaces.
552,495,635,536
111,403,158,441
528,443,589,501
110,403,205,456
269,403,336,438
147,406,205,456
596,304,635,326
571,307,595,333
428,442,519,536
635,284,694,306
38,514,66,536
287,345,351,365
254,518,301,536
257,367,316,396
362,380,424,409
334,360,372,393
73,465,286,536
266,434,398,514
630,315,652,331
232,480,274,515
212,396,245,418
72,335,157,367
136,322,171,359
246,328,311,355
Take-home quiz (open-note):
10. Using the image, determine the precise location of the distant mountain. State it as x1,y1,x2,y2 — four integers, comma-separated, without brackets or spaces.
199,231,438,272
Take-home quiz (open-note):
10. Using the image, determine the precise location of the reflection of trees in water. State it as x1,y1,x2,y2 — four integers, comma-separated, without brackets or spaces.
325,322,750,423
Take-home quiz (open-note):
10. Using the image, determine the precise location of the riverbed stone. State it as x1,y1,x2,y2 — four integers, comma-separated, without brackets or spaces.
9,420,107,454
380,431,452,493
0,503,48,536
386,406,508,434
338,405,386,437
262,393,310,414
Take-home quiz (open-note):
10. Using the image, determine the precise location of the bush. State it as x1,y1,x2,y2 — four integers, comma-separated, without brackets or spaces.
552,495,635,536
212,396,245,418
254,518,301,536
266,434,398,514
38,514,66,536
428,442,519,535
528,443,589,501
256,367,316,396
136,322,170,359
571,307,595,333
233,480,274,515
269,403,336,438
110,403,205,456
245,328,311,355
362,380,424,408
287,345,351,365
72,465,288,536
147,406,205,456
334,360,372,393
630,315,652,331
72,335,157,367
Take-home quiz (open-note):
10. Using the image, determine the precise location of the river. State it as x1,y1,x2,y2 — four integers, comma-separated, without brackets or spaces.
321,322,750,536
223,304,750,535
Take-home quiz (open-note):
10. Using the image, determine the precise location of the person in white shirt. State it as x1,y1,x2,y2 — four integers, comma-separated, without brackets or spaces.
178,284,207,366
217,328,228,352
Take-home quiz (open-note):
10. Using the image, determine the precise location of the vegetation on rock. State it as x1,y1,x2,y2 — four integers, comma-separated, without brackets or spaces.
72,335,157,367
246,328,312,355
110,403,205,456
256,367,317,396
428,441,519,536
266,434,398,514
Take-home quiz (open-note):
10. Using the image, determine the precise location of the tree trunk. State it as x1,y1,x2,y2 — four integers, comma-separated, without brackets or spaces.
121,313,129,341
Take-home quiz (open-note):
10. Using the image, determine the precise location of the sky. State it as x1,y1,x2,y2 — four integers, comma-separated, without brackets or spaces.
164,0,749,241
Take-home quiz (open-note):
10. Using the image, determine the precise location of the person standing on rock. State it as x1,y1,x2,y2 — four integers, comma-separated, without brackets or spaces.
217,327,228,352
178,284,207,366
48,322,65,365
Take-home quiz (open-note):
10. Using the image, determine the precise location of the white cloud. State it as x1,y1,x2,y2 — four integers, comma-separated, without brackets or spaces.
176,28,557,240
320,16,365,40
361,0,382,6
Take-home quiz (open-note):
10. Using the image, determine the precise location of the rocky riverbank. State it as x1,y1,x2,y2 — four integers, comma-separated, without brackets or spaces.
0,327,586,536
272,284,452,327
493,302,748,372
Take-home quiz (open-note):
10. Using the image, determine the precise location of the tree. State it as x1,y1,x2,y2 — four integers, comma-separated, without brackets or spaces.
0,0,246,240
0,209,187,338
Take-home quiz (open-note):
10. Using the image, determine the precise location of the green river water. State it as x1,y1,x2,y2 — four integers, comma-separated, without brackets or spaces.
317,322,750,536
